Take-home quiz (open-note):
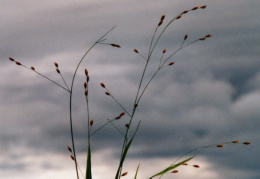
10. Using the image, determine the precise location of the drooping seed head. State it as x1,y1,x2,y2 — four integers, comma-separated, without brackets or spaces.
85,90,88,96
192,6,199,10
243,142,251,145
193,165,200,168
121,172,128,176
54,62,58,68
163,49,166,54
9,57,15,61
56,68,60,74
217,144,224,148
70,155,75,161
184,34,188,40
67,146,72,152
169,62,175,66
15,61,22,65
100,83,105,88
31,66,35,70
200,5,207,9
134,49,139,53
105,92,110,96
90,119,94,126
171,170,178,173
232,140,239,143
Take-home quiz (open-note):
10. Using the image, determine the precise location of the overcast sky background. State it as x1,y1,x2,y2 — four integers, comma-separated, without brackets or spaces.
1,0,260,179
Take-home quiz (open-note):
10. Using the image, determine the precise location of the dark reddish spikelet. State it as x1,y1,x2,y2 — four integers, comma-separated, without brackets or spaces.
90,120,94,126
169,62,175,66
158,21,163,26
125,124,129,128
121,172,128,176
116,116,121,120
84,82,87,89
183,163,188,166
161,15,165,21
134,103,138,108
85,90,88,96
15,61,22,65
31,66,35,70
193,165,200,168
217,144,224,148
205,34,212,38
9,57,15,61
176,15,182,19
200,5,207,9
56,68,60,74
192,6,199,10
243,142,251,145
87,75,89,82
111,44,121,48
182,10,188,14
70,155,75,161
171,170,178,173
232,140,239,143
134,49,139,53
85,68,88,76
100,83,105,88
184,34,188,40
67,146,72,152
120,112,125,116
200,37,206,41
163,49,166,54
54,62,58,68
105,92,110,96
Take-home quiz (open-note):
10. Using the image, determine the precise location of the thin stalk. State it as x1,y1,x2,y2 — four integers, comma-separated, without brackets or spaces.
59,72,70,91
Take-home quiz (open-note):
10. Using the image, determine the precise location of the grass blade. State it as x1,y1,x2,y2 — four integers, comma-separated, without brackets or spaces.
134,164,140,179
149,156,194,179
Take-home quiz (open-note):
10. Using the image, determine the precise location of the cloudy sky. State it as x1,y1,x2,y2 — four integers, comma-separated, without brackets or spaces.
1,0,260,179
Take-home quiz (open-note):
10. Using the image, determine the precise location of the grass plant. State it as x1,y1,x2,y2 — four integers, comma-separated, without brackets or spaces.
9,4,250,179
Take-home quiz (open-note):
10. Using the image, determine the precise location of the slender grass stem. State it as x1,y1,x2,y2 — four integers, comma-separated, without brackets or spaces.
59,72,70,91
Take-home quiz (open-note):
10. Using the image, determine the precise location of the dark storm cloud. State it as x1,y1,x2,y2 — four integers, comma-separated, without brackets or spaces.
1,0,260,179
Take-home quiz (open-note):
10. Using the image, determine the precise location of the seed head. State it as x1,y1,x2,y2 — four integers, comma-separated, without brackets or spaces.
121,172,128,176
105,92,110,96
15,61,22,65
182,10,189,14
67,146,72,152
120,112,125,116
9,57,15,61
111,44,121,48
85,90,88,96
85,68,88,76
205,34,212,38
100,83,105,88
200,37,206,41
87,75,89,82
171,170,178,173
31,66,35,70
183,163,188,165
90,119,94,126
176,15,182,19
158,21,163,26
70,155,75,161
163,49,166,54
217,144,224,148
134,103,138,108
169,62,175,66
243,142,251,145
116,116,121,120
54,62,58,68
232,140,239,143
134,49,139,53
193,165,200,168
84,82,87,89
192,6,199,10
184,34,188,40
160,15,165,21
200,5,207,9
125,124,129,128
56,68,60,74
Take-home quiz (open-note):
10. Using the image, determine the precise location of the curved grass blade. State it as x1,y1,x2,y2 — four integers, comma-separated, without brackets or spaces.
134,164,140,179
149,156,194,179
115,122,141,179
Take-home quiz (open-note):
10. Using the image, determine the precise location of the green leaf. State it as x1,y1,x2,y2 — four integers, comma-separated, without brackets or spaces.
149,156,195,179
86,145,92,179
134,164,140,179
115,122,141,179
